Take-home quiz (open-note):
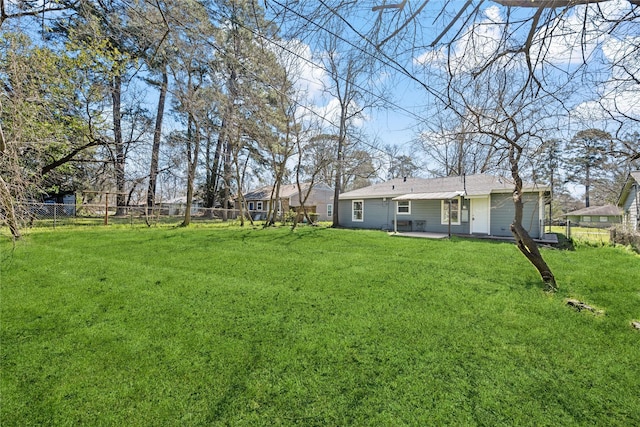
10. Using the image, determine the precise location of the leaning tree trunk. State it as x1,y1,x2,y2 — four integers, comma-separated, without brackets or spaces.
146,67,168,217
509,145,557,291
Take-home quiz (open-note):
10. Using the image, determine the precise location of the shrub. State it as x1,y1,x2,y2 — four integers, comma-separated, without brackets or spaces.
610,225,640,253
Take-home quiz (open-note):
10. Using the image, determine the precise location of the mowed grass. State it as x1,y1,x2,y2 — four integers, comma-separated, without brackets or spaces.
1,226,639,426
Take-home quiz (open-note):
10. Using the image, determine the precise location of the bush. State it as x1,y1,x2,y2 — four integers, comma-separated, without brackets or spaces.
610,225,640,253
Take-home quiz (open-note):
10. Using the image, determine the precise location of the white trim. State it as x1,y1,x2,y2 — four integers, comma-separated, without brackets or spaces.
352,200,364,222
327,203,333,217
396,200,411,215
470,197,490,234
441,198,461,225
538,192,545,238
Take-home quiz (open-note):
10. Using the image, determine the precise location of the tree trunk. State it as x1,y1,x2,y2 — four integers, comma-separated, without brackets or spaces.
111,73,127,216
332,134,344,227
0,174,21,240
204,128,223,214
222,140,232,221
509,146,557,291
146,67,168,216
585,163,591,208
182,115,200,227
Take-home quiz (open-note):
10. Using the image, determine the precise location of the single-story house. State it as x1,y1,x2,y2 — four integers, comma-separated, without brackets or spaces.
618,171,640,231
338,174,548,238
243,182,334,221
158,196,203,216
564,204,622,227
30,192,77,217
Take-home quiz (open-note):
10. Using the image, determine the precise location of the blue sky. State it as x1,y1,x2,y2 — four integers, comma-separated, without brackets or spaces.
272,0,639,170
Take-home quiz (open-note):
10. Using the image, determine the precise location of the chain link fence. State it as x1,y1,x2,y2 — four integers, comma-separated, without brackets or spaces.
562,221,611,243
22,202,242,228
551,221,639,251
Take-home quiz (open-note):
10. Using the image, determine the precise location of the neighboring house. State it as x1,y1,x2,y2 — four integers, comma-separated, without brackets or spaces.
618,171,640,231
338,174,548,238
32,191,76,216
243,182,334,221
158,196,203,216
564,205,622,227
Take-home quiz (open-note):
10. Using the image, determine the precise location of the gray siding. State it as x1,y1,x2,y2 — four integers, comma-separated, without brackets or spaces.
490,193,541,237
338,198,470,234
338,199,394,229
340,193,541,237
622,185,638,230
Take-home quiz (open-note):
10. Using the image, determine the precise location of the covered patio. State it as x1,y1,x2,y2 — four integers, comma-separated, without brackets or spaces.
390,230,559,244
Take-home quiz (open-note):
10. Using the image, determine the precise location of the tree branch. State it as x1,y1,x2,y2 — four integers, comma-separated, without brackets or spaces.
372,1,407,12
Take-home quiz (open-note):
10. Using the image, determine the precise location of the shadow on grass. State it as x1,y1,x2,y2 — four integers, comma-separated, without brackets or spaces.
518,278,553,291
552,233,576,251
452,233,576,252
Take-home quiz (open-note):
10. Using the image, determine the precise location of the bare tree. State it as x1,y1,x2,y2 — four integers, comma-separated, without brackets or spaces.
442,60,559,289
0,0,75,29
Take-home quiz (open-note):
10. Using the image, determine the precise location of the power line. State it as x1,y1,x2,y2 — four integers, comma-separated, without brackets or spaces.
162,3,399,156
204,3,427,130
268,0,454,113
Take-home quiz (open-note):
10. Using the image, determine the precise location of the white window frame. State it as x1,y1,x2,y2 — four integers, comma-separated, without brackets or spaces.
599,216,608,222
248,201,254,211
397,200,411,215
256,201,263,211
327,203,333,217
582,216,591,222
441,198,461,225
352,200,364,222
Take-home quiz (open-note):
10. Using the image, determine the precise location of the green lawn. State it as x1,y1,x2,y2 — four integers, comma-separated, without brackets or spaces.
2,226,639,426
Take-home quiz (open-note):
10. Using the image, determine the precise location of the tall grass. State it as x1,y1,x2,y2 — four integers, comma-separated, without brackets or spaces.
2,226,639,425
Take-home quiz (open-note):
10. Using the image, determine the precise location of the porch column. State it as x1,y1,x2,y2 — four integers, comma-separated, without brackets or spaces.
394,200,398,233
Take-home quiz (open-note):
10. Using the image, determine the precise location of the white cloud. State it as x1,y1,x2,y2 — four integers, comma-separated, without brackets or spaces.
529,5,603,66
571,32,640,128
308,97,366,129
530,0,637,66
272,39,328,102
414,5,504,72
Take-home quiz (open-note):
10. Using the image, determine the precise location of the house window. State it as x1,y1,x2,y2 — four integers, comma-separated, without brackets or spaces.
441,199,461,225
352,200,364,222
582,216,591,222
599,216,608,222
256,201,263,211
327,203,333,217
248,202,254,211
397,200,411,214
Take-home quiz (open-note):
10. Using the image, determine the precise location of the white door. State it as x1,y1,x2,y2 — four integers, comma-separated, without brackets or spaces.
471,197,489,234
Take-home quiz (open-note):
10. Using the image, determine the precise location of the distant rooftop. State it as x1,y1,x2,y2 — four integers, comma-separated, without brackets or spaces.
564,204,622,217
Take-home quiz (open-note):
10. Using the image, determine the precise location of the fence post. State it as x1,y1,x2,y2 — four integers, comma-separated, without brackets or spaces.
566,220,571,240
53,203,57,229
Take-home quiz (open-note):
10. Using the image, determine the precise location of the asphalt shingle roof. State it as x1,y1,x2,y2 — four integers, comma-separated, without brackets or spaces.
339,174,545,200
565,205,622,217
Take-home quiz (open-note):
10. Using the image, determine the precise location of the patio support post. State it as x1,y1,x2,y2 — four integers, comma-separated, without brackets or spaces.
394,200,398,233
448,199,452,238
